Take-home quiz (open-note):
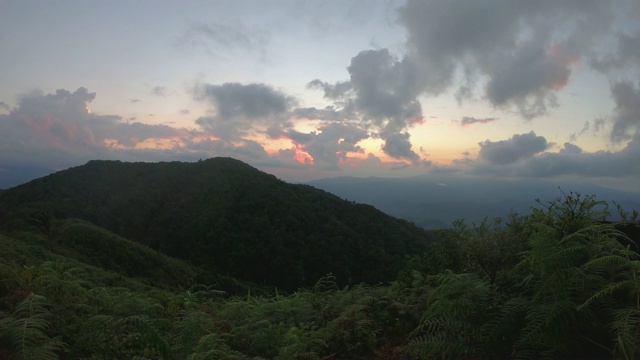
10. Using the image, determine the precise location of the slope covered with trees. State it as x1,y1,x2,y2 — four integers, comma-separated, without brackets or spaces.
2,191,640,359
0,158,434,289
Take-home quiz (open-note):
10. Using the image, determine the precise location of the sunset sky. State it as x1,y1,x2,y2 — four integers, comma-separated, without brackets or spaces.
1,0,640,190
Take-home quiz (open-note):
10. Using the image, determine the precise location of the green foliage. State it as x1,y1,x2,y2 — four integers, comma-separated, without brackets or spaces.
405,191,640,359
0,295,65,360
407,271,494,358
3,171,640,359
0,158,434,290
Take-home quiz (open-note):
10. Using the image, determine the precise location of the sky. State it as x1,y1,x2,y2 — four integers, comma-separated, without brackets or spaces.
1,0,640,191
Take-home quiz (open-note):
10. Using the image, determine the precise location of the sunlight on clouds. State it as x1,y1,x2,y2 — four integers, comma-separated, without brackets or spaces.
293,144,314,165
103,137,183,150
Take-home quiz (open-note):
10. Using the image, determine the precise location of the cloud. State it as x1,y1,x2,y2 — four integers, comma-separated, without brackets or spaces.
292,106,348,121
307,79,353,100
0,101,10,112
591,31,640,71
569,121,590,141
559,142,583,154
594,118,607,133
303,1,631,163
284,122,368,170
184,138,270,161
460,116,498,127
397,0,616,119
522,137,640,177
194,82,296,139
178,21,270,60
382,132,421,163
0,88,201,167
462,135,640,179
478,131,551,165
192,80,425,170
609,80,640,143
150,86,166,97
308,49,425,161
195,82,294,119
1,86,420,187
346,49,423,132
0,87,298,175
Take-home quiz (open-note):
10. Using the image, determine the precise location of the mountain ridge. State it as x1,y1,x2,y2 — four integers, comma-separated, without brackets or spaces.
0,158,434,290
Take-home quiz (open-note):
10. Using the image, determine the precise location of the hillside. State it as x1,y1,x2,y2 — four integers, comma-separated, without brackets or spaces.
0,158,434,290
2,173,640,358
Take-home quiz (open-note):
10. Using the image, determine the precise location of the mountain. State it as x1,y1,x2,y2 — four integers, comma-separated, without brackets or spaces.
0,158,433,290
308,175,640,229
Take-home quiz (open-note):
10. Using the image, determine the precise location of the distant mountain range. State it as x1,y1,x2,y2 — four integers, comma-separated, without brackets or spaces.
308,176,640,229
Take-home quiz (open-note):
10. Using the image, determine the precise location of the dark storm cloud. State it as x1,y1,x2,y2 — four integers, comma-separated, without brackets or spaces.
478,131,551,165
0,101,10,111
609,81,640,143
397,0,615,119
460,117,498,127
194,82,296,139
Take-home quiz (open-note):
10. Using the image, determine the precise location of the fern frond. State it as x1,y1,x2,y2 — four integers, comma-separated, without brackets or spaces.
0,295,64,360
188,333,242,360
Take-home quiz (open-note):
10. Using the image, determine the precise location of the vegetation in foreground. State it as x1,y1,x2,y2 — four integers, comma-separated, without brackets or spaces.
1,192,640,359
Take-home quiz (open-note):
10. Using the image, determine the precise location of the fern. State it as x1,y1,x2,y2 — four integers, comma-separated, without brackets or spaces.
187,333,242,360
611,308,640,360
78,313,170,359
407,272,493,358
0,295,65,360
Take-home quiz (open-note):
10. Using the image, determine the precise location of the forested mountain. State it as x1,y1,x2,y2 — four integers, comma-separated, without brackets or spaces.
0,158,433,290
2,160,640,358
2,189,640,359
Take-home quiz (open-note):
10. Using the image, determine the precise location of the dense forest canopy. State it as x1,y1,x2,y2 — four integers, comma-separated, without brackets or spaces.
1,158,640,359
0,158,434,290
